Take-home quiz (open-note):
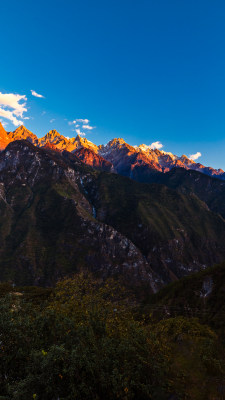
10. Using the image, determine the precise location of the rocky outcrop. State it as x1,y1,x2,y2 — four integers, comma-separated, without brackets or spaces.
74,147,114,172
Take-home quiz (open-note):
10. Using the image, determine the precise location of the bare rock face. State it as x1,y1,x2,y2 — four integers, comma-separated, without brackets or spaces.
74,147,114,172
38,132,99,153
42,141,62,152
0,122,10,150
7,125,38,145
38,130,70,150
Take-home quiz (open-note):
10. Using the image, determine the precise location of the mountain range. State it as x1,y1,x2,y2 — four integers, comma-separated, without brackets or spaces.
0,123,224,180
0,122,225,292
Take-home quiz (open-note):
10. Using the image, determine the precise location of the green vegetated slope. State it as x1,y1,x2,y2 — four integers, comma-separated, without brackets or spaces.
0,140,225,288
0,141,153,287
0,274,224,400
146,261,225,338
149,167,225,219
85,172,225,283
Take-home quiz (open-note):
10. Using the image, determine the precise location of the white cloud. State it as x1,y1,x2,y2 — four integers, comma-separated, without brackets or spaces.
149,141,163,150
69,118,95,135
189,151,202,161
31,90,44,98
82,124,94,130
0,109,22,126
0,92,28,126
75,118,89,124
41,111,46,116
50,119,55,123
0,119,8,128
69,118,90,125
75,128,86,137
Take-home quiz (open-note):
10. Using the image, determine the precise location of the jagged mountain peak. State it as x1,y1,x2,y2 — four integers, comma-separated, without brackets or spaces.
44,129,66,139
8,125,38,144
12,125,36,137
14,124,27,131
137,144,154,152
107,137,128,146
0,122,6,135
0,122,10,150
180,154,191,162
69,135,99,152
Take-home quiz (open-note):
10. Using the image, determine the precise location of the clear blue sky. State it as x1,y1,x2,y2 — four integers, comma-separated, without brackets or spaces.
1,0,225,168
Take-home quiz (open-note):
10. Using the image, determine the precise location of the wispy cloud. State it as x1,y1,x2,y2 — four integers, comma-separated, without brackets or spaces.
82,124,94,130
69,118,95,136
75,128,86,137
0,92,27,126
50,118,55,123
150,141,163,150
0,119,8,128
74,118,89,124
189,151,202,161
31,90,44,98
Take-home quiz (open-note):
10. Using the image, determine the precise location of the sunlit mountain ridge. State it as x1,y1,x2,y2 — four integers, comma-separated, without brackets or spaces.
0,122,224,180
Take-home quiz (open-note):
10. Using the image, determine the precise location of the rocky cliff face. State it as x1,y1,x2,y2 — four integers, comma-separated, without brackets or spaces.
74,147,114,172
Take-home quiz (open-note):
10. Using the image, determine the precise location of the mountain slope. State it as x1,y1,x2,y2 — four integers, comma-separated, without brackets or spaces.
74,147,114,172
151,167,225,219
81,171,225,284
147,261,225,339
0,140,155,289
0,140,225,288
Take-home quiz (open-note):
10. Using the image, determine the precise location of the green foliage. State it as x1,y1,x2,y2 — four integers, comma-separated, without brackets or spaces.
0,274,224,399
146,261,225,338
153,317,225,399
85,172,225,283
0,275,168,400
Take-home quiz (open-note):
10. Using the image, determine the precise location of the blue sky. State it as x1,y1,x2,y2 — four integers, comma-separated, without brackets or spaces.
0,0,225,168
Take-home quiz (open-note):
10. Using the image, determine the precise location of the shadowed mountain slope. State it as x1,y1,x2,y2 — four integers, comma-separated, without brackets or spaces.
79,171,225,284
0,139,225,288
150,167,225,219
0,140,155,289
147,261,225,339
